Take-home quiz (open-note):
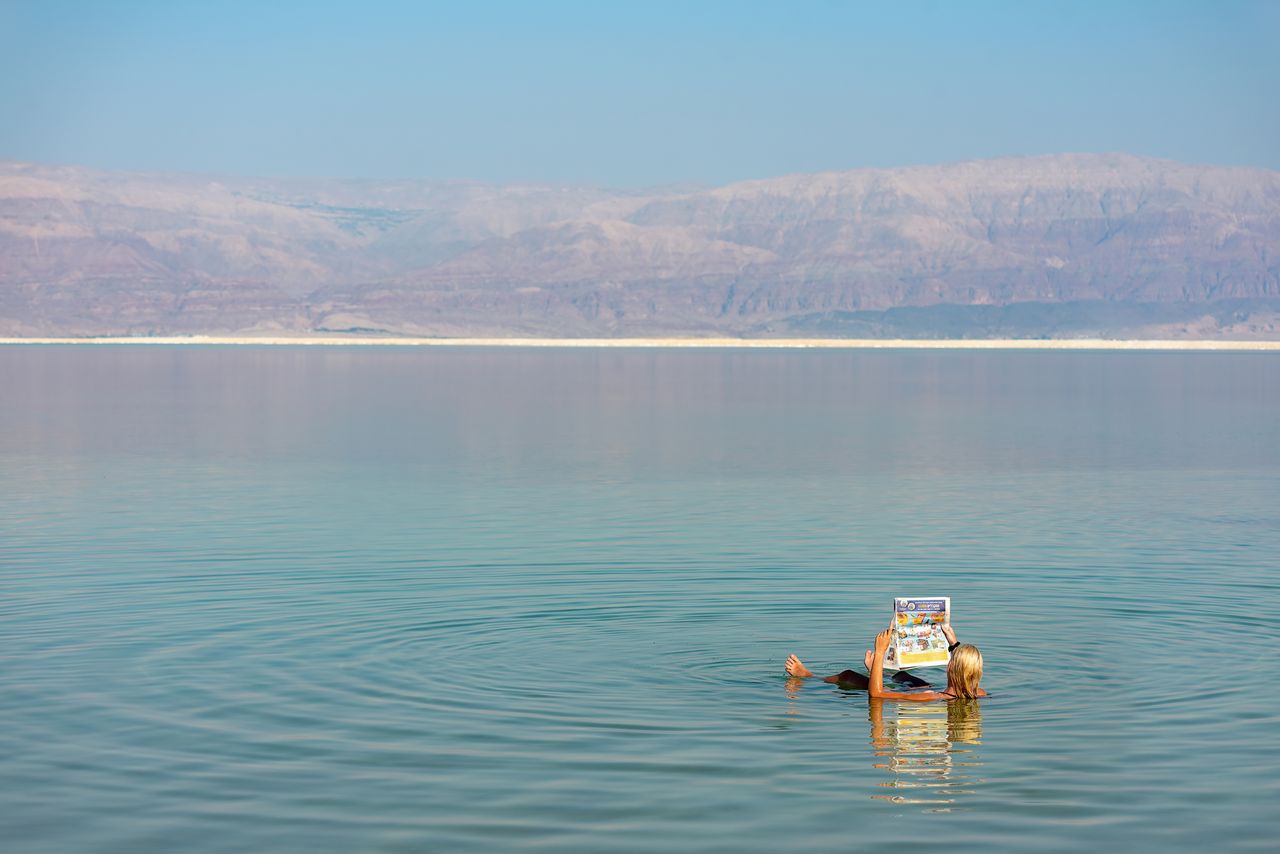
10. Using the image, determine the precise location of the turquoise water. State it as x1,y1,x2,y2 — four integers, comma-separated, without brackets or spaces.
2,346,1278,851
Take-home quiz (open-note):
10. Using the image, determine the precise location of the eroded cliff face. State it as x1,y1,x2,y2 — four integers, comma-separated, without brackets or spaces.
2,154,1277,337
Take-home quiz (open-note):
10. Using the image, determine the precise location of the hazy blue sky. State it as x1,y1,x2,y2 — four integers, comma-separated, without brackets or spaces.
1,0,1276,186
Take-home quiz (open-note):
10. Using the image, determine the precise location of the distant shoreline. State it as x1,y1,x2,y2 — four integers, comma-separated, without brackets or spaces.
2,336,1278,350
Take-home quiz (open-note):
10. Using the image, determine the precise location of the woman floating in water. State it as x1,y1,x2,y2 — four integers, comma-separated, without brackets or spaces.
785,623,986,700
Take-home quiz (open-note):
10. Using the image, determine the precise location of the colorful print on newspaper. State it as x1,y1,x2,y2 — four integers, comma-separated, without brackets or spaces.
884,597,951,669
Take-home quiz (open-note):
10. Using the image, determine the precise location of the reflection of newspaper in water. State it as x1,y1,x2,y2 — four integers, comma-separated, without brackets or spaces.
883,597,950,670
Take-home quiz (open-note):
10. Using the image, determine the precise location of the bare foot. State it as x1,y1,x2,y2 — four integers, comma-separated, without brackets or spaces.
785,654,814,678
864,649,874,671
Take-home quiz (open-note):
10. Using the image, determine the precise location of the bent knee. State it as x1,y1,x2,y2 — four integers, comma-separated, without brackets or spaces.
834,669,869,689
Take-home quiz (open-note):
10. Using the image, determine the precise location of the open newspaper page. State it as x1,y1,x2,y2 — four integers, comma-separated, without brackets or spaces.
883,597,951,670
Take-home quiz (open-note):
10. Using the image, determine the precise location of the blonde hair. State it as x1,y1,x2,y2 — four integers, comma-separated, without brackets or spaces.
947,644,983,699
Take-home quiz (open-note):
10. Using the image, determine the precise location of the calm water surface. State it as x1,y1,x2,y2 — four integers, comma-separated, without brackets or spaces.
1,346,1278,851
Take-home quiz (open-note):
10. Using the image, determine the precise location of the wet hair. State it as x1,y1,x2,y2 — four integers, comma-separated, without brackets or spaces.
947,644,983,699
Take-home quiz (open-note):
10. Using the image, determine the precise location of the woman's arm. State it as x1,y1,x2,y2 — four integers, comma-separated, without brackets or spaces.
867,628,893,698
868,627,949,701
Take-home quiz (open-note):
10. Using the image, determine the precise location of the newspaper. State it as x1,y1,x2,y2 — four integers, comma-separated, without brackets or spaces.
883,597,951,670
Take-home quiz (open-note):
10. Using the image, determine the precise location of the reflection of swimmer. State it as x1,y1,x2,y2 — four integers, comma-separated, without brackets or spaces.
868,697,984,807
784,623,986,700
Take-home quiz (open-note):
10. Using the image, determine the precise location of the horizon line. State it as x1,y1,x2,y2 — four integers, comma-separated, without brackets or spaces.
3,336,1278,351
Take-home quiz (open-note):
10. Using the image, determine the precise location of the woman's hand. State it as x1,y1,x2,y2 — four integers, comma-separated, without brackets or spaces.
874,627,893,653
941,623,957,645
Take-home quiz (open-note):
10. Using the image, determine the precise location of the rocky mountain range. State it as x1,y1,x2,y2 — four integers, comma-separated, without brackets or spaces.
2,153,1277,338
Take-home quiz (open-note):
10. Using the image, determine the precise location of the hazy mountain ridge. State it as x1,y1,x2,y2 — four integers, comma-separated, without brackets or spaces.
2,154,1277,337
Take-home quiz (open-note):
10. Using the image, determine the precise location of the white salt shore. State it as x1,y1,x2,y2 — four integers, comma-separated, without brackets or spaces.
1,336,1278,350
